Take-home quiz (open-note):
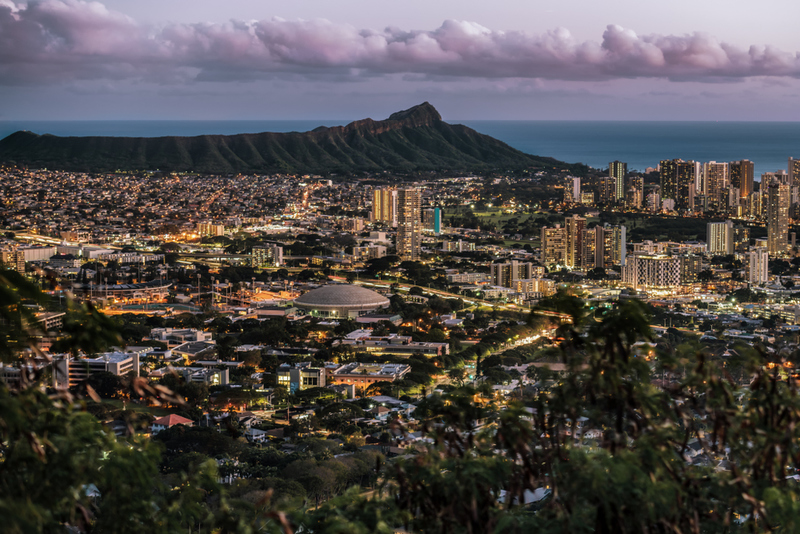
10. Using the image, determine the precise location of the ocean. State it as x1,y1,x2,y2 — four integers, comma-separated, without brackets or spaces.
2,119,799,177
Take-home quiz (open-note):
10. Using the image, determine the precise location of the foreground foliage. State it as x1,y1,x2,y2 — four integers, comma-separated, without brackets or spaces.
4,274,800,532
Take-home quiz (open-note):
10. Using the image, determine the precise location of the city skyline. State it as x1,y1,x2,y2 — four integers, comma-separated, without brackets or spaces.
3,0,800,121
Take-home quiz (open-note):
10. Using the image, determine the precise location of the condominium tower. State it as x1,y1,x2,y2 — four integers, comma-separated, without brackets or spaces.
766,181,790,256
789,157,800,187
660,159,698,211
372,188,397,226
729,160,754,198
706,220,734,255
396,188,421,261
747,247,769,285
701,162,729,209
609,160,627,201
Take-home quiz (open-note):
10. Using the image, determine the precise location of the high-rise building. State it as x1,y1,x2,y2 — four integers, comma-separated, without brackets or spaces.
603,224,627,267
762,170,790,186
564,215,586,269
733,225,750,252
660,159,678,201
678,254,702,283
197,222,225,237
646,190,661,212
372,188,398,226
747,247,769,285
789,158,800,187
541,226,567,266
0,243,25,272
511,278,556,297
252,245,283,267
660,159,698,211
767,181,790,256
727,187,741,217
598,176,616,204
490,262,543,288
584,227,603,269
679,161,699,211
702,162,729,210
626,176,644,209
706,220,734,255
730,160,754,198
422,208,442,235
396,188,421,261
609,161,627,200
622,254,681,290
748,191,763,219
571,176,581,203
341,217,365,233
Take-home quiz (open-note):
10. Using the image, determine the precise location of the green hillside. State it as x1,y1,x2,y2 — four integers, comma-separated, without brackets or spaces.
0,103,587,174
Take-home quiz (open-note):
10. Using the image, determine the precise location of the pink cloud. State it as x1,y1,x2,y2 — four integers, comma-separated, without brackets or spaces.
2,0,800,85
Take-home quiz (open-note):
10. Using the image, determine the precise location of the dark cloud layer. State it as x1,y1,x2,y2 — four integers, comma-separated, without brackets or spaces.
2,0,800,85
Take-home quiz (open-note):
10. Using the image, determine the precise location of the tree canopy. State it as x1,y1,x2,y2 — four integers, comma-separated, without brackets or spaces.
5,268,800,532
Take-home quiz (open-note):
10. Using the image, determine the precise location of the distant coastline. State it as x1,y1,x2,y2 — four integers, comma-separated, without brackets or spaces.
3,119,800,176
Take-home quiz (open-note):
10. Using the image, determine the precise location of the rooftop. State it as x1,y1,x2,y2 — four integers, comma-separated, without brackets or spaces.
294,284,389,308
83,351,137,364
152,414,193,427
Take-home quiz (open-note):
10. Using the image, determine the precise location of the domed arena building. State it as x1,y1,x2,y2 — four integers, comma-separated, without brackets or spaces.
293,284,390,319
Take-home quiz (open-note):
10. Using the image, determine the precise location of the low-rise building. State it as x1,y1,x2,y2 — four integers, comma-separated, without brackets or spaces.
512,278,556,297
34,311,65,331
355,313,403,326
276,362,327,394
48,253,81,269
151,414,194,434
328,362,411,396
149,328,213,347
172,341,217,361
336,330,449,357
176,366,229,386
446,272,489,284
53,351,141,388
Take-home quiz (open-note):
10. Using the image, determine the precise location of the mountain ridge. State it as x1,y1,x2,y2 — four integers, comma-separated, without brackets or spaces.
0,103,587,175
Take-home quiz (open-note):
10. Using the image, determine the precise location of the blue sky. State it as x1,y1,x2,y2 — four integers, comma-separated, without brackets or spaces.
3,0,800,121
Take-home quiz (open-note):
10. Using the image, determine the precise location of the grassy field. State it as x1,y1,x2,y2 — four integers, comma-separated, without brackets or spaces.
100,398,173,417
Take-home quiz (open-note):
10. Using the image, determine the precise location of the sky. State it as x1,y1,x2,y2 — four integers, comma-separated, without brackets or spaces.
3,0,800,121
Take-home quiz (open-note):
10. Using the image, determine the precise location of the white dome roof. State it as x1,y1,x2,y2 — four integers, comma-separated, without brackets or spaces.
294,284,390,309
